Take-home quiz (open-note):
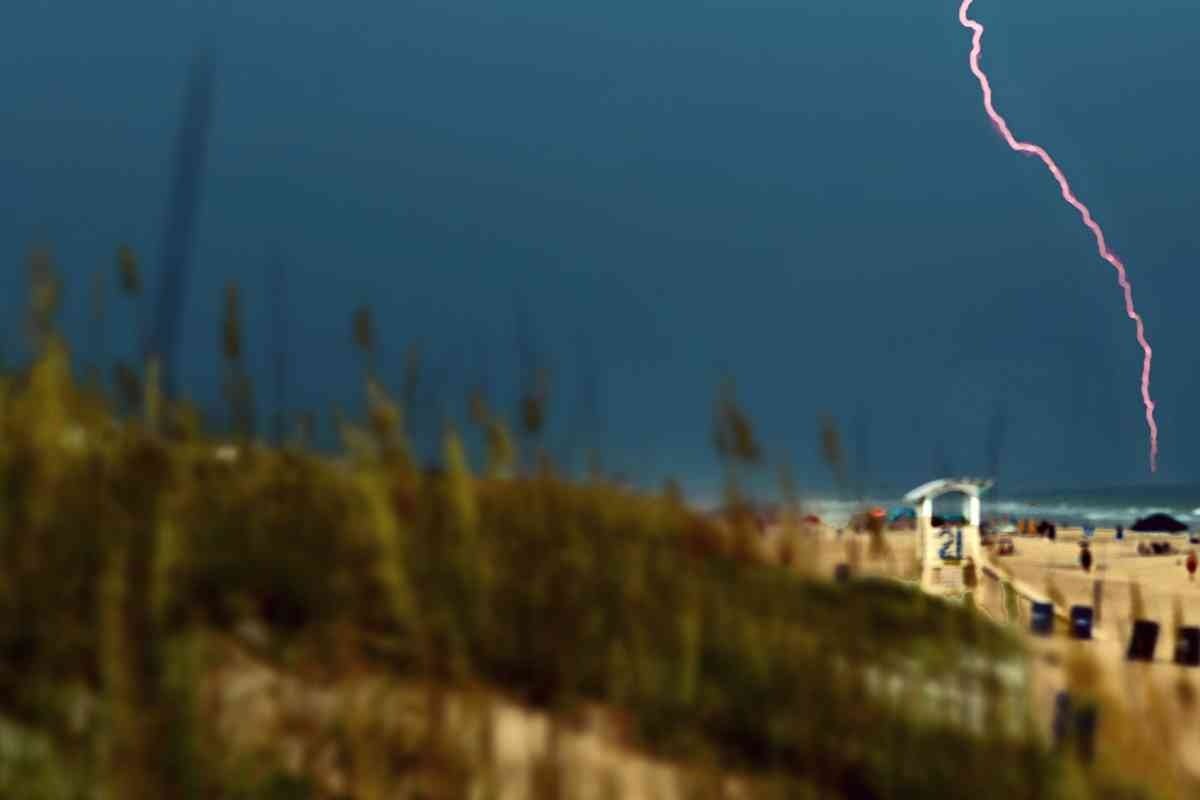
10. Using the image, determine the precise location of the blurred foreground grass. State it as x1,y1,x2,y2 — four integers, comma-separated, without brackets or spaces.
0,252,1172,798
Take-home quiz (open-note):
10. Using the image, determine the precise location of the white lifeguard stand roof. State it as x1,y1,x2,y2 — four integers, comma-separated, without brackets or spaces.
903,477,994,506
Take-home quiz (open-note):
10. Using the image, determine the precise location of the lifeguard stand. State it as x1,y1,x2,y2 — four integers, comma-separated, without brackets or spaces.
902,477,993,595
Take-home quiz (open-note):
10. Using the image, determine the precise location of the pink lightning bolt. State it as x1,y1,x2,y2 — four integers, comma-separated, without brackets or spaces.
959,0,1159,472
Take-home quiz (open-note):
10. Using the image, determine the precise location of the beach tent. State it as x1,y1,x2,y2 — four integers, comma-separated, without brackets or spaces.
1131,513,1188,533
887,507,916,531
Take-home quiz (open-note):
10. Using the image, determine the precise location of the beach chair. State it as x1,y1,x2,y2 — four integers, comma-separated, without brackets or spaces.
1128,620,1160,662
1031,602,1054,636
1176,627,1200,667
1070,606,1093,640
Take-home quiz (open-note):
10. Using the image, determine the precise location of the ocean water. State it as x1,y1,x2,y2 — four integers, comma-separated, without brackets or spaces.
687,477,1200,529
752,486,1200,530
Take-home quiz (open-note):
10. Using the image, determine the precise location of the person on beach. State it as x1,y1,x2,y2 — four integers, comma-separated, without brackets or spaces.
1188,550,1197,581
1079,543,1092,573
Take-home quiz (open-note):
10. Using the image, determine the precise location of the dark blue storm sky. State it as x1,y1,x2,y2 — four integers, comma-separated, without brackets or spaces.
3,0,1199,496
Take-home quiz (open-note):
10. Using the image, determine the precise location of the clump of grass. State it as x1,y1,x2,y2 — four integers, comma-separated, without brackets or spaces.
1064,644,1103,701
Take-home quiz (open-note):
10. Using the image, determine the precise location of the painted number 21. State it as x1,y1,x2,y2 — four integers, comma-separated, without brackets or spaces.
938,529,963,561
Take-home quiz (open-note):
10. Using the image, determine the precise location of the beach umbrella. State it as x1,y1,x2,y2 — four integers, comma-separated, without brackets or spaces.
886,506,915,524
1131,513,1188,533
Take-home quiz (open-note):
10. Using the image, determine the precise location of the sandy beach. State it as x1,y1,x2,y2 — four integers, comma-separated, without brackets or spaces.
755,518,1200,787
891,523,1200,783
997,527,1200,638
995,527,1200,782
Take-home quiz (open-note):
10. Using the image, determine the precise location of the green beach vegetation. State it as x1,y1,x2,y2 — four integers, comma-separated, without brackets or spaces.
0,247,1173,798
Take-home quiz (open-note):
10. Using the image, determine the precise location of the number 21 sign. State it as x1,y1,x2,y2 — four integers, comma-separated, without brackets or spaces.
937,528,963,562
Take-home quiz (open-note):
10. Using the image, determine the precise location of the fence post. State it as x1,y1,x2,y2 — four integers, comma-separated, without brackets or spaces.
1002,579,1019,625
986,570,1000,618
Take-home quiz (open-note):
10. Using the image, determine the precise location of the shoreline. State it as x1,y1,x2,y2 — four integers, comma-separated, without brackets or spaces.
701,495,1200,531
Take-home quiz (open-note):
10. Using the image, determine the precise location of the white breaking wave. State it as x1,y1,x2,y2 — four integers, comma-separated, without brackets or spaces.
796,498,1195,529
688,487,1196,529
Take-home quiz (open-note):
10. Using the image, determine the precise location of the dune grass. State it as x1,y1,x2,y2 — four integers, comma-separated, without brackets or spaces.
0,249,1173,798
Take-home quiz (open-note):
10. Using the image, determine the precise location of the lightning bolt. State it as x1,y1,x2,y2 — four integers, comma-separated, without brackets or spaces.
959,0,1159,471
